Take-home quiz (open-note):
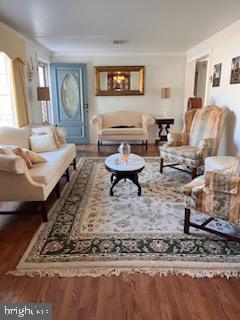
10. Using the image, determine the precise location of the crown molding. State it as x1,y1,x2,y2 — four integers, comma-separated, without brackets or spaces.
52,50,186,59
0,20,52,56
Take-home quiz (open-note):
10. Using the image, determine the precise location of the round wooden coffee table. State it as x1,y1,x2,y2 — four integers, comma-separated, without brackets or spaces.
105,153,145,196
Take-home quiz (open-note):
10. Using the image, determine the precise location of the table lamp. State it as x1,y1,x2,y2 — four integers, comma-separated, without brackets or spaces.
37,87,50,124
161,87,171,117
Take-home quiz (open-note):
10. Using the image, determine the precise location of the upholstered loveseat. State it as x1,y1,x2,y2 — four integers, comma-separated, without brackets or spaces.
0,126,76,222
90,111,154,150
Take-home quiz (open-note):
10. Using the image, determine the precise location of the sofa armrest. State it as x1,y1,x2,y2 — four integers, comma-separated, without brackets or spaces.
142,114,154,132
167,132,189,146
90,114,103,132
204,171,240,195
0,154,27,174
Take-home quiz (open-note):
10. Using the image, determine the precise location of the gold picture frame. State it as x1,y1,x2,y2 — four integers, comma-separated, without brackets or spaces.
94,66,145,96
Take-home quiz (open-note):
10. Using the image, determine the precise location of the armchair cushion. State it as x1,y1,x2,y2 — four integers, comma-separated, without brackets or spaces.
160,145,202,167
167,132,189,146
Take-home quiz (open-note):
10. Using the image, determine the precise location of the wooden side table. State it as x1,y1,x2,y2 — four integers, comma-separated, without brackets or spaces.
155,117,174,144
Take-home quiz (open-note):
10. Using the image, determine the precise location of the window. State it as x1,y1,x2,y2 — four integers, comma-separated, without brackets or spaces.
38,61,50,123
0,52,17,127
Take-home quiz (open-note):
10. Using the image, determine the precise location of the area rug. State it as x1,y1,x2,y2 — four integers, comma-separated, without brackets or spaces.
10,157,240,278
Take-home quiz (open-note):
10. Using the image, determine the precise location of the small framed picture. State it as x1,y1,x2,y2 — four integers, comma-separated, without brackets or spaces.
230,56,240,84
212,63,222,87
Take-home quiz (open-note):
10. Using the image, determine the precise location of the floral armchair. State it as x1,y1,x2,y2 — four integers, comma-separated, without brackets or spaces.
159,105,228,179
182,156,240,242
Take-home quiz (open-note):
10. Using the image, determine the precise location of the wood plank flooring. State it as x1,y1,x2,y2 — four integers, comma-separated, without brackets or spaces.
0,144,239,320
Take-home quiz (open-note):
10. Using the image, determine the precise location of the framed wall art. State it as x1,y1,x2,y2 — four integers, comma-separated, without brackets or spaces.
230,56,240,84
212,63,222,87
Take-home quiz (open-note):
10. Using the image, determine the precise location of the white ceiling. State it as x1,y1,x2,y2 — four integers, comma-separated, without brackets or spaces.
0,0,240,54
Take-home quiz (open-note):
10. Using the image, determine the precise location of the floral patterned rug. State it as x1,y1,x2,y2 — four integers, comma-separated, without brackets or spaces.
10,157,240,278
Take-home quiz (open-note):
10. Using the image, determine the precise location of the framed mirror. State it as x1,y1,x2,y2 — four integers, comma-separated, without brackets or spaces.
94,66,145,96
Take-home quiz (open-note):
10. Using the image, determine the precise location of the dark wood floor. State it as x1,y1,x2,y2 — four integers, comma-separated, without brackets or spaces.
0,144,239,320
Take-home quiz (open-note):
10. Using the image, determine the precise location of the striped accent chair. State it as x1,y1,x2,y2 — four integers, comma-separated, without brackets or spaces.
159,105,228,179
182,156,240,242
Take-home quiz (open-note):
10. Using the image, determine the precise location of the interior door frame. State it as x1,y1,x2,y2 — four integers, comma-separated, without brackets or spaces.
50,63,89,144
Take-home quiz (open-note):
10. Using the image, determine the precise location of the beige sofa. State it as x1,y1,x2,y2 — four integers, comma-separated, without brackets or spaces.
90,111,154,150
0,126,76,222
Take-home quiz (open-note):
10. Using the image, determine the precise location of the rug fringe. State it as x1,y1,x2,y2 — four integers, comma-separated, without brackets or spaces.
7,267,240,279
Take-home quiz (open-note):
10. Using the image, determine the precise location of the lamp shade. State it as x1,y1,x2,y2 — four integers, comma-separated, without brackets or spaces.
37,87,50,101
161,87,171,99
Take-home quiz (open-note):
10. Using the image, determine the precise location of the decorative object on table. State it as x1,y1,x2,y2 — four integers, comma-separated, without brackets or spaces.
11,157,240,279
37,86,51,124
105,153,145,196
161,87,171,117
182,156,240,242
94,66,144,96
90,111,154,150
155,117,174,144
187,97,202,110
159,105,228,179
118,142,131,164
212,63,222,87
230,56,240,84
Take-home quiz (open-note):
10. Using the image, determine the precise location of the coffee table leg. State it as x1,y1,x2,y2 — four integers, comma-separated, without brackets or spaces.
110,174,115,183
110,175,121,196
129,174,142,196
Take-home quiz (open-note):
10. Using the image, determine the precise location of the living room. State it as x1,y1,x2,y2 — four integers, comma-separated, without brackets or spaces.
0,1,239,319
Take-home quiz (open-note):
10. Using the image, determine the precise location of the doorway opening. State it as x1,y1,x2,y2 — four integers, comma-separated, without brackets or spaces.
194,56,209,105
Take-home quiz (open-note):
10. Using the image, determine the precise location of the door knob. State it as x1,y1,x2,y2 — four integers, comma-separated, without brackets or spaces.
84,104,89,112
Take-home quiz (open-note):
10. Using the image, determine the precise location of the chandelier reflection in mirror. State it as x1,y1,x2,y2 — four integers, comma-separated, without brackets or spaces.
108,72,130,91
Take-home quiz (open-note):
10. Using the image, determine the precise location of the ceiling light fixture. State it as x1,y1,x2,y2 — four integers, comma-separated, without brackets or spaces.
112,40,128,45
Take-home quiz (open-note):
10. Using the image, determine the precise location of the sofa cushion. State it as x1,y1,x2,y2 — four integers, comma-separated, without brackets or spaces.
101,128,145,135
29,144,75,185
0,126,30,149
102,111,142,128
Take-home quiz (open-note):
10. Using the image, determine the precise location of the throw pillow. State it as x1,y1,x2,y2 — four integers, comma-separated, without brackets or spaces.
0,145,33,169
0,147,15,155
23,149,46,164
55,127,67,144
11,147,33,169
30,133,58,153
31,126,61,146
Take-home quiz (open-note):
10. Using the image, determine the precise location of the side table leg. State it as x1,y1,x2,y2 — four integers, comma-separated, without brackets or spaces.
165,123,170,135
159,124,163,141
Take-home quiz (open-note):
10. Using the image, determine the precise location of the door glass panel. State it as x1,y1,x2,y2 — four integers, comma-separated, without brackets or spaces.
61,73,79,119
